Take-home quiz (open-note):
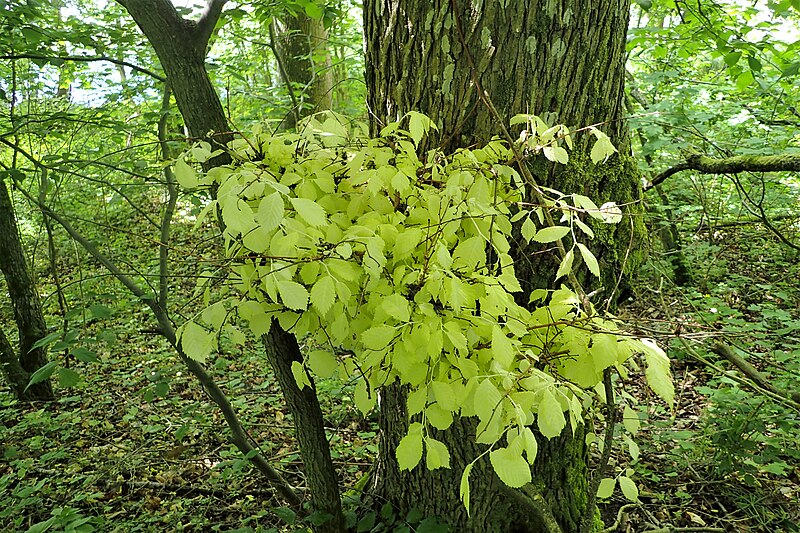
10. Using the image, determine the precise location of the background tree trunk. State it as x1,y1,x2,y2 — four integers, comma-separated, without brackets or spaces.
273,10,334,129
0,177,54,401
364,1,643,531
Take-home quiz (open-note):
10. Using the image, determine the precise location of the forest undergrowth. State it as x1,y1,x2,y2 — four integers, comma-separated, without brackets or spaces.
2,210,800,533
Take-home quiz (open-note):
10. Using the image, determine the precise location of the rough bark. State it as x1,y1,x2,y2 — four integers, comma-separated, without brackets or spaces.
366,1,629,151
0,325,29,399
263,323,345,531
366,0,644,298
0,177,54,401
364,1,640,531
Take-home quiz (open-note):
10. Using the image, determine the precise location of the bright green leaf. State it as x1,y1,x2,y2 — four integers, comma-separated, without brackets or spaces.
257,192,284,232
543,145,569,164
426,402,454,430
354,379,377,415
290,197,327,227
641,339,674,405
174,158,198,188
277,280,309,311
492,325,515,369
589,333,618,372
735,69,754,90
202,301,227,330
576,243,600,278
381,293,411,322
394,228,423,258
520,427,538,465
460,463,474,515
489,445,532,488
534,226,570,243
589,129,618,164
425,437,451,469
596,477,615,499
238,300,273,337
537,388,566,438
521,217,537,243
623,434,640,462
430,381,456,411
573,194,599,214
474,378,502,423
618,475,639,501
397,423,424,471
361,325,396,350
308,350,338,378
310,276,336,315
623,405,640,435
291,360,311,390
556,248,574,280
180,321,215,363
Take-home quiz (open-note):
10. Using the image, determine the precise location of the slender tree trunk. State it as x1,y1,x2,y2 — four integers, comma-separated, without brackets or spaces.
263,323,344,530
300,13,334,113
274,10,334,128
0,177,54,401
364,1,643,531
118,0,232,162
118,3,345,530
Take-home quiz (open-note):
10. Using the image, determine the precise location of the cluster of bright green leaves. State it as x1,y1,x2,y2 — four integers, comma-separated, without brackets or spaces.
512,113,618,166
175,112,674,506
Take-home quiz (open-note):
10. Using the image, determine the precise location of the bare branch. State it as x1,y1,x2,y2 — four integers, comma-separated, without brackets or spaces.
0,53,166,82
14,184,304,510
711,343,800,407
647,153,800,190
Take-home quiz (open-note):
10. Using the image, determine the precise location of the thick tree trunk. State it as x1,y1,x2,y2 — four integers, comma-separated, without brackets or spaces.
0,322,30,398
364,1,641,531
0,178,54,401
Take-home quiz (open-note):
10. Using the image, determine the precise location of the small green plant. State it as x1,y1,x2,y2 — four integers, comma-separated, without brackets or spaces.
24,507,102,533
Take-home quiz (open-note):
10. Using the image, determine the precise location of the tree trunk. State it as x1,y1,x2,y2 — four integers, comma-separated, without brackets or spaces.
263,323,344,531
364,1,641,531
118,0,233,162
119,3,345,530
274,10,334,128
0,177,54,401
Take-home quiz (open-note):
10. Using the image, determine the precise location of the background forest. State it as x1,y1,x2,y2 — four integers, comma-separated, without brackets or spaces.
1,0,799,532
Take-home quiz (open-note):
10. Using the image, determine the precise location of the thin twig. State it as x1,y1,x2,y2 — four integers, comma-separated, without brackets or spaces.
580,368,616,533
0,53,166,82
